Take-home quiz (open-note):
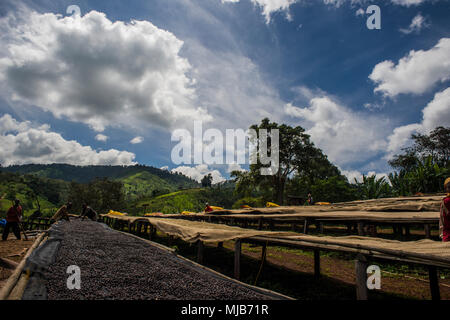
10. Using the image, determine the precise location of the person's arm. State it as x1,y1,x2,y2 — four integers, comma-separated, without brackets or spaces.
18,206,23,222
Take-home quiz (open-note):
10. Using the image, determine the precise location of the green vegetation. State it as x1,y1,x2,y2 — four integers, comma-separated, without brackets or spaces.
1,163,199,201
232,122,449,205
0,170,70,217
232,118,356,205
132,182,237,215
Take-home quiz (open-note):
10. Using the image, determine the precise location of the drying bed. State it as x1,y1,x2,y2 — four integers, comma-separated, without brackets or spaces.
40,220,283,300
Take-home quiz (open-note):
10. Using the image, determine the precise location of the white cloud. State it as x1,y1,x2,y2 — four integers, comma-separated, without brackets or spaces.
355,8,365,16
130,136,144,144
0,114,136,166
227,163,246,173
386,87,450,158
221,0,432,23
369,38,450,97
222,0,297,23
0,8,211,132
284,96,389,166
341,169,388,183
399,13,429,34
160,166,169,170
171,164,225,184
95,134,108,142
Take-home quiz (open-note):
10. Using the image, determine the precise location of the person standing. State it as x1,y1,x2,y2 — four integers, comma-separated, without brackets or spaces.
51,202,72,222
2,199,23,241
80,203,98,221
439,178,450,242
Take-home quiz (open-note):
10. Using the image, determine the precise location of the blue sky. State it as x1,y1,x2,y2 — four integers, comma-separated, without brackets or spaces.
0,0,449,183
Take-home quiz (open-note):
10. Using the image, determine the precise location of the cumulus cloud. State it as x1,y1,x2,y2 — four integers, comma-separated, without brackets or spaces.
369,38,450,97
386,87,450,158
227,163,246,173
130,136,144,144
0,8,211,132
0,114,136,166
399,13,429,34
285,96,389,166
95,134,108,142
171,164,225,184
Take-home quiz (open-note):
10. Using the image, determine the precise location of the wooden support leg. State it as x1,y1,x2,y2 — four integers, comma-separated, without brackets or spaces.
355,254,369,300
291,223,296,232
234,239,241,280
404,226,410,237
346,224,352,233
258,218,263,230
319,223,324,234
428,266,440,300
424,224,431,239
303,219,309,234
261,242,267,263
197,240,204,264
314,250,320,279
357,222,365,236
149,226,154,240
217,242,223,248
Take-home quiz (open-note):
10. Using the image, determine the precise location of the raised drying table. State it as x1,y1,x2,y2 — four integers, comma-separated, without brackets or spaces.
101,213,450,300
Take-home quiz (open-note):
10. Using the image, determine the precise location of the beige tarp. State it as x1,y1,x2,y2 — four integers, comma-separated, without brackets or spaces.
158,210,439,222
103,214,450,265
266,234,450,264
102,214,291,243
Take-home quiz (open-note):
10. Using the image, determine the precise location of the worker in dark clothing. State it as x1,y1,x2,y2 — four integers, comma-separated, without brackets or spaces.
51,202,72,222
2,199,22,241
80,203,98,221
306,192,314,206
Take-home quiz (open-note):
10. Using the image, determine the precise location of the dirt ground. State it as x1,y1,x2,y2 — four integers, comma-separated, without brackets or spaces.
222,241,450,300
0,236,34,289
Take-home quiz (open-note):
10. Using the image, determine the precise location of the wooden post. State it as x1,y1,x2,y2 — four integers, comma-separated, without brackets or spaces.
428,266,440,300
149,225,154,240
257,218,263,230
355,254,369,300
234,239,241,280
404,225,410,237
424,224,431,239
291,223,296,232
357,222,365,236
319,223,324,234
303,219,309,234
197,240,204,264
314,250,320,279
261,242,267,263
346,223,352,233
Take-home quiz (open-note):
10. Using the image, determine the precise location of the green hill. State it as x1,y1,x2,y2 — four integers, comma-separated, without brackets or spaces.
133,182,237,215
1,164,200,201
0,170,70,217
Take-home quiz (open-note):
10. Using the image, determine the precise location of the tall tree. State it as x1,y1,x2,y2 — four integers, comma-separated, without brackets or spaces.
235,118,340,205
201,173,213,188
